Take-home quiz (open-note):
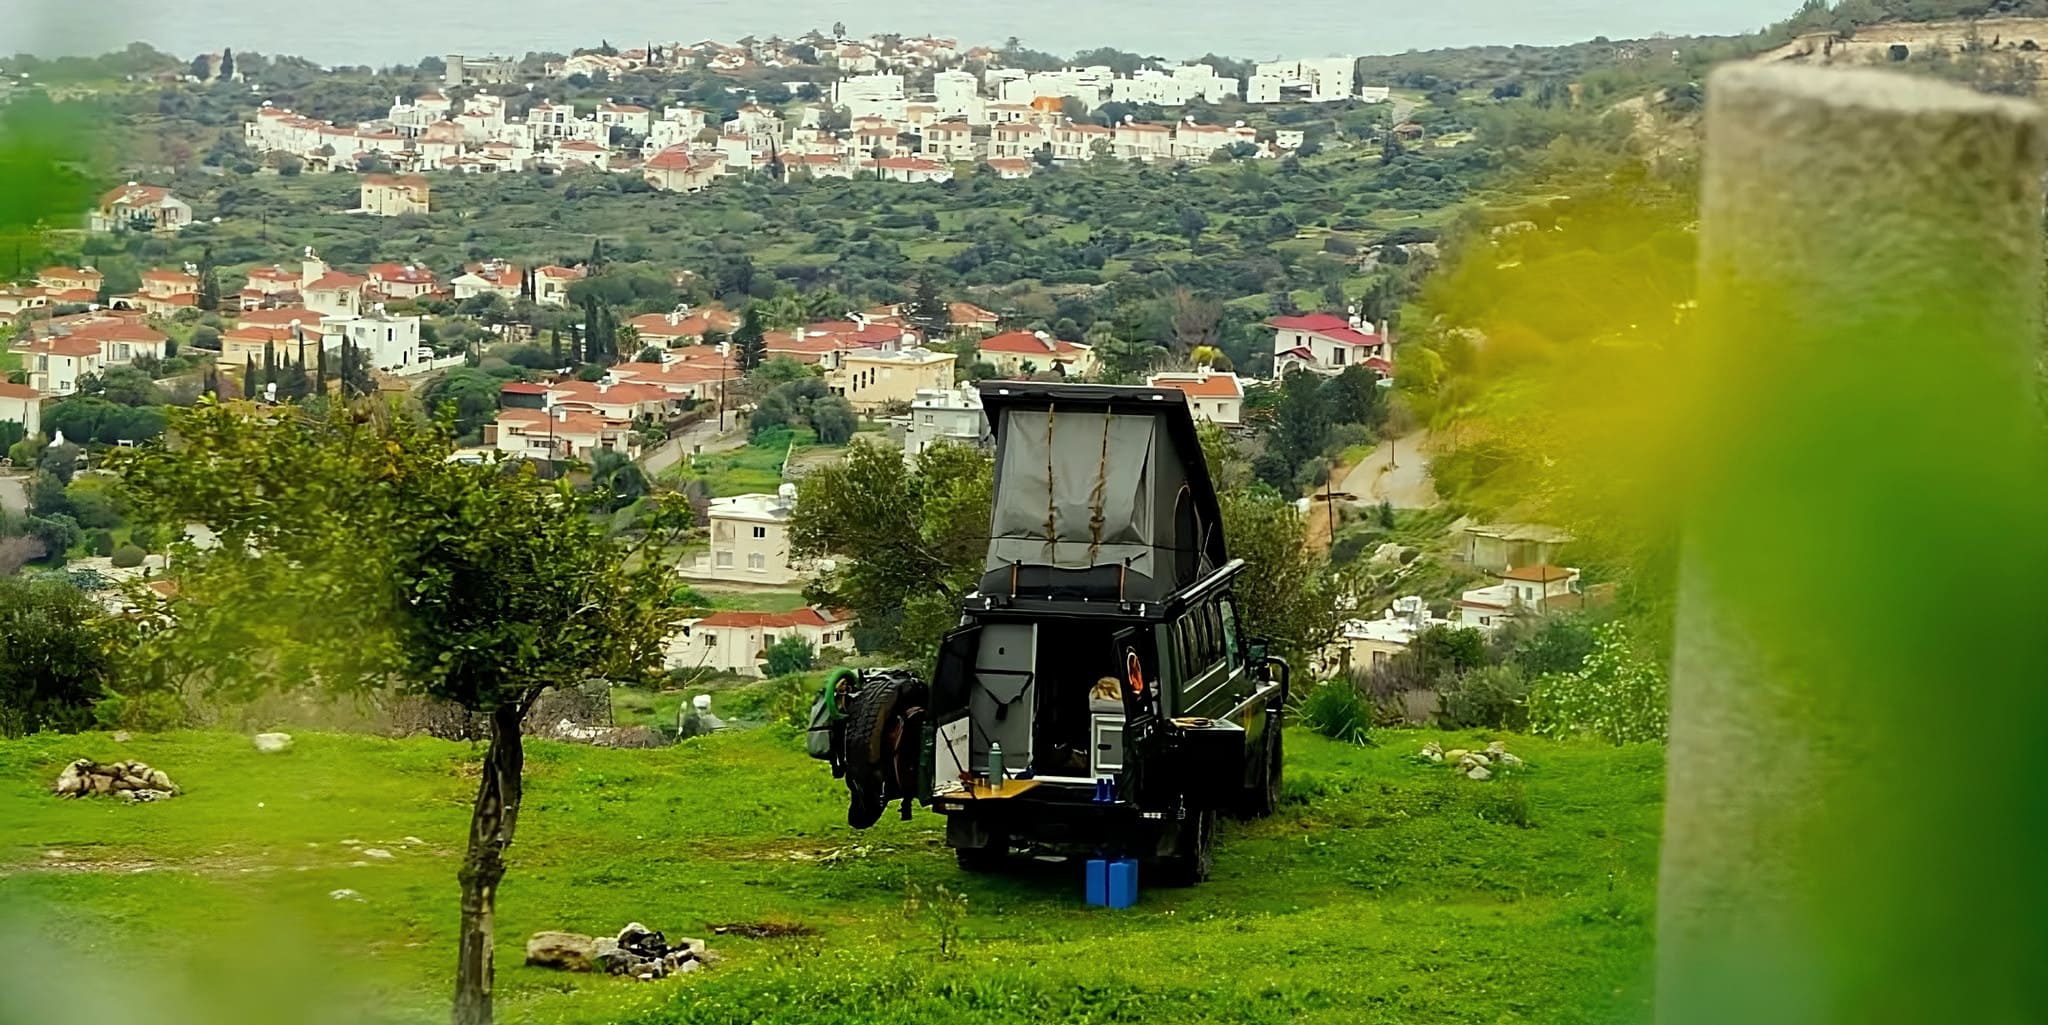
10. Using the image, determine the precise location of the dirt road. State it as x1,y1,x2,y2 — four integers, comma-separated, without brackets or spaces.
1342,430,1438,510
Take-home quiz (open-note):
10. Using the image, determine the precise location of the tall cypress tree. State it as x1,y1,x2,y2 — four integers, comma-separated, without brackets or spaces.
263,341,277,386
242,356,257,399
550,327,562,367
197,247,221,312
316,339,330,388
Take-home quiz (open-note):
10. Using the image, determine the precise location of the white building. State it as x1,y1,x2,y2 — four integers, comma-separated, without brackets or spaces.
666,606,857,677
1246,75,1284,104
0,382,40,439
1335,596,1454,673
1453,566,1584,633
682,486,811,586
1147,368,1246,427
835,73,906,107
934,69,980,115
325,305,424,372
1267,313,1391,376
902,387,990,464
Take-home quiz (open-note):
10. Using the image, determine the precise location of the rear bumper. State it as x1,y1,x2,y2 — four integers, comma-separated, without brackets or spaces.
934,783,1175,856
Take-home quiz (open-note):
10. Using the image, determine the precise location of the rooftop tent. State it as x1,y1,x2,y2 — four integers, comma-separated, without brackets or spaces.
976,382,1228,603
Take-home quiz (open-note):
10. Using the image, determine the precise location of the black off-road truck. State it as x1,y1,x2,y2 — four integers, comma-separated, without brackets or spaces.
815,381,1290,884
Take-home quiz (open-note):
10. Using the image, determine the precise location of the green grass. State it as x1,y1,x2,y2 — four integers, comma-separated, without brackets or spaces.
676,429,826,498
0,350,20,373
0,727,1661,1024
700,590,809,614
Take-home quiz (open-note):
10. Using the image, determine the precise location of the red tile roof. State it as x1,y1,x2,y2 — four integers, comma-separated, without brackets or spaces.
1267,313,1386,347
22,336,103,358
367,264,436,285
1498,565,1575,584
1150,372,1244,399
978,330,1087,356
237,307,324,329
547,379,670,405
100,183,172,207
500,382,551,396
0,382,40,400
307,271,367,291
496,407,623,437
697,607,842,629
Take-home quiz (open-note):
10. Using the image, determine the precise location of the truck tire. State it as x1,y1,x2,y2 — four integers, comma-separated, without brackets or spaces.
843,675,906,829
1157,808,1216,886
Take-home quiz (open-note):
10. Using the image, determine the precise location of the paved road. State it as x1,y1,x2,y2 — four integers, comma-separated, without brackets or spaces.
1341,430,1439,510
0,474,26,518
641,413,747,477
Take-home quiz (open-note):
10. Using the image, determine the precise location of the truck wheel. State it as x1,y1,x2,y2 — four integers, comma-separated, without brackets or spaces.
955,831,1008,873
1157,808,1216,886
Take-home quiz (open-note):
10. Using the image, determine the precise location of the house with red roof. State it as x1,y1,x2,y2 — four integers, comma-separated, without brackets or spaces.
367,263,438,301
90,183,191,234
1266,313,1391,377
484,406,641,462
37,267,104,295
765,320,915,367
1452,565,1584,634
0,381,41,438
359,174,430,216
667,605,857,677
1147,367,1247,427
452,260,522,301
861,156,954,183
131,268,201,317
974,330,1097,378
626,305,739,346
533,265,584,307
607,353,735,404
544,379,679,420
300,254,368,318
643,145,724,192
238,265,303,310
13,335,105,396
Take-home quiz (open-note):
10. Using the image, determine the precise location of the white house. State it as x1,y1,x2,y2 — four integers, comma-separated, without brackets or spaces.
15,336,102,397
1147,368,1246,427
1266,313,1391,376
533,265,583,306
975,330,1097,378
1453,565,1584,633
594,101,653,136
682,487,810,586
359,174,430,216
452,260,522,300
903,387,991,463
1334,596,1454,674
325,305,424,371
0,382,43,439
666,606,857,677
91,183,191,233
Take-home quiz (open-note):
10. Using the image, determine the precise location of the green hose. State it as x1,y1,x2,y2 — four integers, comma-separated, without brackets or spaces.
821,667,859,721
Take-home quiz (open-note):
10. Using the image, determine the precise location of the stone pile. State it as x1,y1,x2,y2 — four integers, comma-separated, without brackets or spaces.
1419,740,1524,781
52,759,181,801
526,922,715,981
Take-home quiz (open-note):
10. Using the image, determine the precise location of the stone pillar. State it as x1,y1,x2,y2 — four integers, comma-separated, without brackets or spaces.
1663,65,2048,1025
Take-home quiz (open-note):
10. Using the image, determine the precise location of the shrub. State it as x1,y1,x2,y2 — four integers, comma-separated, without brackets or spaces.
1437,663,1530,731
86,529,116,557
1527,623,1669,744
763,634,816,677
110,544,147,568
1298,679,1373,745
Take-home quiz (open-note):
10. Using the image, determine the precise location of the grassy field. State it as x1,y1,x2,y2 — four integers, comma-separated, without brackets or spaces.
0,726,1660,1024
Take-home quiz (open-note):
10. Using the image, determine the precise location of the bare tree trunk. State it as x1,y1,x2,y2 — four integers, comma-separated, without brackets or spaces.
453,703,526,1025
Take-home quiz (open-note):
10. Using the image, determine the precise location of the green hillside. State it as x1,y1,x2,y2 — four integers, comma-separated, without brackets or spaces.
0,728,1661,1025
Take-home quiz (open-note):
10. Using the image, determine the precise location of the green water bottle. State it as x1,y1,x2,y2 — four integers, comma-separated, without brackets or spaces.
988,742,1004,792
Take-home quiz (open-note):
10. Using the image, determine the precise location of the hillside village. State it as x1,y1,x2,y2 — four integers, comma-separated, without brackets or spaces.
232,35,1390,189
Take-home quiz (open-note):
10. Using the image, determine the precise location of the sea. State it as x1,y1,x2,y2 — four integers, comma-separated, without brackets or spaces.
8,0,1797,66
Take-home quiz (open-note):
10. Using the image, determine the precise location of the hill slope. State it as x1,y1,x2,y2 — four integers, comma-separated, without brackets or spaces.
0,728,1662,1024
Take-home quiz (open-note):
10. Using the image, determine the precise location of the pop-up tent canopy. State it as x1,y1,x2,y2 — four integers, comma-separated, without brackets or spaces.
976,381,1228,603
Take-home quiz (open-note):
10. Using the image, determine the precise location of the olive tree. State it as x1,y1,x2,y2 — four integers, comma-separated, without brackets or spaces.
119,401,687,1025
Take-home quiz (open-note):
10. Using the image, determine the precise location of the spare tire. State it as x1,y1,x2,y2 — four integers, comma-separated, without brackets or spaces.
843,674,907,829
